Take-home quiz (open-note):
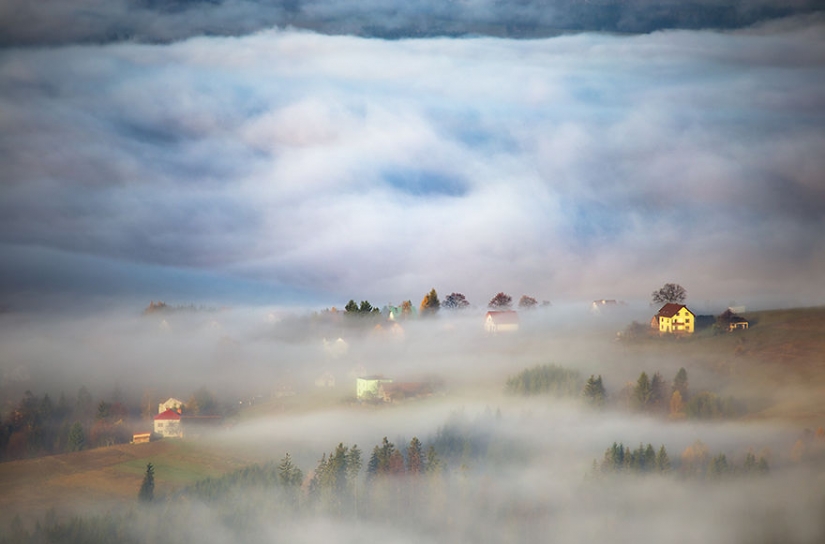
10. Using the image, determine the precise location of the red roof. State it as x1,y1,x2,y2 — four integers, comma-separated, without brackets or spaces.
657,303,691,318
154,408,181,421
486,310,519,324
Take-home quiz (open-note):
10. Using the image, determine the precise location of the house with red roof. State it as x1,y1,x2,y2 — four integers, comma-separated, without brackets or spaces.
485,310,519,333
154,408,182,438
651,303,695,334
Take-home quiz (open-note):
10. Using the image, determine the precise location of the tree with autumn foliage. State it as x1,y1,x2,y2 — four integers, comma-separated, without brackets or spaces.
488,292,512,309
419,289,441,317
443,292,470,310
518,295,538,309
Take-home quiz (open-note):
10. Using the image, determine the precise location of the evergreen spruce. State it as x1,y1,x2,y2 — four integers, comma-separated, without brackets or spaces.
582,375,607,408
656,445,671,473
67,422,85,452
138,463,154,502
672,367,689,401
632,372,652,411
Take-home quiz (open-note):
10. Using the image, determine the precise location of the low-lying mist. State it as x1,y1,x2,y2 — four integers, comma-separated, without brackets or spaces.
2,302,824,543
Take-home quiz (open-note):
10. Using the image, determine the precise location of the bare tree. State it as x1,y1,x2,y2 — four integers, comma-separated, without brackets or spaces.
651,283,686,305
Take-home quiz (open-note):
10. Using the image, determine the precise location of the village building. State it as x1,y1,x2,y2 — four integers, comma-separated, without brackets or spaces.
132,432,151,444
356,375,393,401
651,303,695,334
728,315,749,331
158,397,184,414
378,382,433,403
484,310,520,333
153,408,183,438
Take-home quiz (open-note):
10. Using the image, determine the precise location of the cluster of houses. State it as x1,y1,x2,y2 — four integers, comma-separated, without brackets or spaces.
132,397,223,443
649,303,749,335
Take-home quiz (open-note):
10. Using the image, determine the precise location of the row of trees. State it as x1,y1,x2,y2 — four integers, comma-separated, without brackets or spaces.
505,364,581,396
0,388,133,460
505,364,747,421
338,289,550,321
594,440,769,479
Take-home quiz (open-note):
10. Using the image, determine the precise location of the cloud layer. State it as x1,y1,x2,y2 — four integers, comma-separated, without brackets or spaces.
0,0,823,46
1,18,824,308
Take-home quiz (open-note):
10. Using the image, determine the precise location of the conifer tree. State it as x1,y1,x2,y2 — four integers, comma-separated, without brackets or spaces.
582,375,607,408
650,372,667,413
672,367,689,401
632,372,652,411
425,445,442,475
278,453,303,487
656,445,671,473
346,445,362,485
138,463,154,502
406,437,424,474
67,422,85,452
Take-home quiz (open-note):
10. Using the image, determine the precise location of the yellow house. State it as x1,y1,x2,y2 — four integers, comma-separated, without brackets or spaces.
653,303,695,334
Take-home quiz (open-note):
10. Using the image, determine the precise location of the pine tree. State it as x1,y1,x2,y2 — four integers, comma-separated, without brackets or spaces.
406,437,424,474
278,453,303,487
650,372,667,413
582,375,607,408
656,445,671,473
67,422,85,452
425,445,442,475
632,372,652,411
346,445,363,485
138,463,154,502
672,367,689,401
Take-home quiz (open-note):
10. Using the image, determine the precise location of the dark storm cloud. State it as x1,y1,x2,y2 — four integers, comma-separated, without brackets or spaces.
1,18,824,306
0,0,823,47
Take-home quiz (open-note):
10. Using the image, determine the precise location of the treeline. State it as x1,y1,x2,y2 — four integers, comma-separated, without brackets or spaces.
593,441,769,480
505,364,581,396
0,386,227,462
1,436,449,544
0,388,133,461
507,364,748,420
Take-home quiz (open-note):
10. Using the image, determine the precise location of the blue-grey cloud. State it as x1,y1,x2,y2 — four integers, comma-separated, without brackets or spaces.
0,0,823,47
1,20,824,308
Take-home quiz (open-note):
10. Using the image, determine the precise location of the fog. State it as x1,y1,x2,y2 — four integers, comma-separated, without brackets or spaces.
2,299,825,542
2,3,825,542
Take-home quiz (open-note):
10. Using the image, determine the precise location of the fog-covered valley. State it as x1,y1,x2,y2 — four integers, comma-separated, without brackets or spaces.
2,301,825,543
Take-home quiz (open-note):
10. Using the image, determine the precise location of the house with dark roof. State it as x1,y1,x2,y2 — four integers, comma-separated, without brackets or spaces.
652,303,695,334
485,310,519,333
728,315,749,331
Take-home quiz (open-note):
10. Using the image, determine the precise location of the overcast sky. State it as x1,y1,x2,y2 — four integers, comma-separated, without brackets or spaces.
1,4,824,311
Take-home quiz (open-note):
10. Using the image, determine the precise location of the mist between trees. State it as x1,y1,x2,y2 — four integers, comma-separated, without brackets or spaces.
505,364,749,420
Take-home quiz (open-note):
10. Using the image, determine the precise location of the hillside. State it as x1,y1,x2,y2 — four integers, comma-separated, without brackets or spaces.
2,306,824,530
622,306,825,421
0,439,248,529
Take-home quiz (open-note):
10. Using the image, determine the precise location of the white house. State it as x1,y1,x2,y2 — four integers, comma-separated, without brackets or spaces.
485,311,520,333
158,397,184,414
153,408,183,438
